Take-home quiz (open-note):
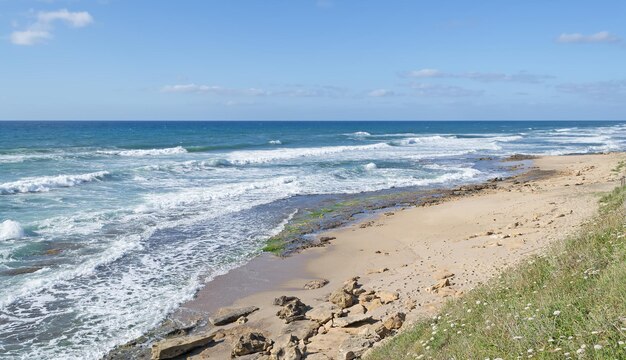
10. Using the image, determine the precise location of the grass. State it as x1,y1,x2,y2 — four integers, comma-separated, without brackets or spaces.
368,185,626,360
612,160,626,174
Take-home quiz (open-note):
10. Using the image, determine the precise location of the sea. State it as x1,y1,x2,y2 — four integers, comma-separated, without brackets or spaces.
0,120,625,359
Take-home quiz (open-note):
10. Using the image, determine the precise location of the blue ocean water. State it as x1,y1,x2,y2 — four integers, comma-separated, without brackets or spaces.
0,120,625,359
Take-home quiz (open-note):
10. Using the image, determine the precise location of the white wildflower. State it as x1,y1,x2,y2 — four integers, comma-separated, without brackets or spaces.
553,310,561,316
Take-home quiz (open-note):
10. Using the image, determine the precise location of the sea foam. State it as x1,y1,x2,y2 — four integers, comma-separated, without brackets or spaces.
0,220,24,241
0,171,109,195
99,146,187,157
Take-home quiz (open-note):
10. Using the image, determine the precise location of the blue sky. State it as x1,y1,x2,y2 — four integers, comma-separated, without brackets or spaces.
1,0,625,120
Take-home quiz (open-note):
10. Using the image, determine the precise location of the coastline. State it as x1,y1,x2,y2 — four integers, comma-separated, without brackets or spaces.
108,152,625,360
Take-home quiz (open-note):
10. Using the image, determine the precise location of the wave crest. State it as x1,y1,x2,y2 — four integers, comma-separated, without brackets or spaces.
0,220,24,241
0,171,109,195
99,146,187,157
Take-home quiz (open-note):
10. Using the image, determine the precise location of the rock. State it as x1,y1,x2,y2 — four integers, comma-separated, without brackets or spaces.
319,236,336,243
274,296,300,306
367,268,388,274
232,332,273,357
271,334,303,360
329,288,356,309
276,297,308,323
279,320,319,342
346,304,366,315
362,298,383,312
337,335,375,360
382,312,405,330
307,303,338,324
430,278,451,293
377,291,399,304
151,331,220,359
237,316,248,324
342,279,360,294
333,314,373,328
209,306,259,326
433,270,454,280
303,279,329,290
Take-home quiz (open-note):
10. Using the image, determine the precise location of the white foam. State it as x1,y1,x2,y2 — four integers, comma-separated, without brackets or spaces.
348,131,371,136
268,140,282,145
0,171,109,195
363,162,377,171
0,220,24,241
226,143,391,165
99,146,187,157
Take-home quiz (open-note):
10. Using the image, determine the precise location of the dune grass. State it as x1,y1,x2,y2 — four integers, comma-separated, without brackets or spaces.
368,185,626,359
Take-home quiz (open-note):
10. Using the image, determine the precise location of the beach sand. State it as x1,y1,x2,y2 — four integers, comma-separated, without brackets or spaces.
149,153,625,359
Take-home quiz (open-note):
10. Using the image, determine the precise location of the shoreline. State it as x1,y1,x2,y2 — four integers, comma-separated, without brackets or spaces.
108,152,625,360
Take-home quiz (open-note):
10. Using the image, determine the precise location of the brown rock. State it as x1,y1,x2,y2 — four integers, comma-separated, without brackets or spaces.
209,306,259,326
377,291,399,304
307,303,338,324
329,289,356,309
279,320,319,342
430,278,451,293
319,236,336,243
382,312,405,330
303,279,329,290
337,335,375,360
232,332,273,357
333,314,373,328
151,331,220,359
275,297,307,323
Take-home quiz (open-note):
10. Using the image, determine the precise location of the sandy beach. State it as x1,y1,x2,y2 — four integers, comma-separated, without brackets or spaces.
142,152,625,359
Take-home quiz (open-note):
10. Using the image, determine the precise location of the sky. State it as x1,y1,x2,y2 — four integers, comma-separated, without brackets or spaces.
1,0,626,120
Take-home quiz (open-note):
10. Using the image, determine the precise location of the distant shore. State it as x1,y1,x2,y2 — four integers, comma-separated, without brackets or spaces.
107,152,625,360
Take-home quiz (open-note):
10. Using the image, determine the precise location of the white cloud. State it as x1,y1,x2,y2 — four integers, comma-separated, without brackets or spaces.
405,69,444,78
556,31,621,44
368,89,396,97
38,9,93,28
161,84,268,96
161,84,348,98
10,9,93,46
556,80,626,100
10,29,51,45
411,83,483,97
404,69,552,83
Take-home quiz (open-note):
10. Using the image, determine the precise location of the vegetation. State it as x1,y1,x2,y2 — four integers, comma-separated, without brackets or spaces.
368,185,626,359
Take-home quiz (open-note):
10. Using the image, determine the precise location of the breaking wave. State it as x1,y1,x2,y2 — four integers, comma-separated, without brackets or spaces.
0,171,109,195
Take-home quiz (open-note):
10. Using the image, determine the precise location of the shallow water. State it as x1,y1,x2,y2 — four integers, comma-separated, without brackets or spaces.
0,120,625,359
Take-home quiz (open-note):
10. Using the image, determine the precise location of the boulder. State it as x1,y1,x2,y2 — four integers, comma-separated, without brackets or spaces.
307,303,338,325
270,334,303,360
232,332,273,357
151,331,220,359
209,306,259,326
382,312,405,330
303,279,329,290
333,314,373,328
337,335,375,360
319,236,336,243
345,304,366,315
430,278,451,293
377,291,399,304
329,289,356,309
279,320,319,342
362,298,383,312
275,296,307,323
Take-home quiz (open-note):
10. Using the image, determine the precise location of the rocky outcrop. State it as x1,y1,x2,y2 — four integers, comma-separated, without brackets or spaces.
337,334,377,360
274,296,308,323
150,330,222,359
303,279,329,290
270,334,304,360
232,332,273,357
209,306,259,326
